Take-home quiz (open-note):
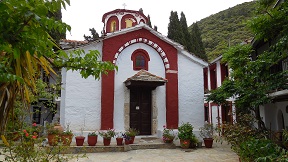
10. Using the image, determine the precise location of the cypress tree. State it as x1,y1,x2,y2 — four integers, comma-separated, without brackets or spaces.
179,12,192,52
167,11,184,45
84,28,100,42
190,22,207,61
147,15,152,28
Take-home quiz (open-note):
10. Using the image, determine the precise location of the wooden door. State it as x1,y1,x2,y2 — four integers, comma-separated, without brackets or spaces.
130,87,152,135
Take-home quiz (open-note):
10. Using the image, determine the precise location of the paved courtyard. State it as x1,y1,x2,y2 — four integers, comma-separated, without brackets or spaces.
0,141,238,162
68,142,238,162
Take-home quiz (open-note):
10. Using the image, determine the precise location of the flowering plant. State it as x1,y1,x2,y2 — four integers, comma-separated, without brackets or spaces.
162,125,175,142
22,123,42,140
122,133,131,141
99,128,116,139
125,128,139,137
181,140,189,148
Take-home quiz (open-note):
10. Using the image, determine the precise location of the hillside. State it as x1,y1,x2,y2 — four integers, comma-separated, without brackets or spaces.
189,1,256,61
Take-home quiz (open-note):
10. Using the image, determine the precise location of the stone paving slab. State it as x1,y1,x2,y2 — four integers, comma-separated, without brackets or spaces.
68,142,239,162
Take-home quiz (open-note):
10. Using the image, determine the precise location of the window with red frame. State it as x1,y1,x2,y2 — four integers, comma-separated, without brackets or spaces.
131,49,150,70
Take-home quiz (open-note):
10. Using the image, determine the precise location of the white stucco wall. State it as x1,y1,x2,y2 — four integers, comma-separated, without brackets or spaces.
114,43,166,132
178,53,205,132
60,42,103,133
260,101,288,131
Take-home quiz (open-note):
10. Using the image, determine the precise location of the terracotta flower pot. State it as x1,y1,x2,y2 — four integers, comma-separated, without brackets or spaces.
203,138,214,148
180,139,191,149
103,138,111,146
61,134,73,146
163,139,173,143
48,134,59,146
75,136,85,146
116,137,123,146
87,135,98,146
129,136,135,144
125,139,130,145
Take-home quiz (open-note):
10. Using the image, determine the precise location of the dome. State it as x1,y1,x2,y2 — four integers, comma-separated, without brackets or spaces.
102,9,148,34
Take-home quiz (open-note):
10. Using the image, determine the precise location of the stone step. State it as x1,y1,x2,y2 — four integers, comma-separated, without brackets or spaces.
57,137,176,154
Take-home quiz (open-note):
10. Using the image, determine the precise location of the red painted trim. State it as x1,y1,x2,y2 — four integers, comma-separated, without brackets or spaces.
203,68,208,92
102,28,178,130
209,64,217,90
102,9,148,23
101,71,115,130
166,73,178,129
131,49,150,71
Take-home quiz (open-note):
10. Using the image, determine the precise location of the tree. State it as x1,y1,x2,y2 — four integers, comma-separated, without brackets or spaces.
207,0,288,133
190,22,207,60
167,11,184,45
179,12,192,52
0,0,116,140
83,28,100,42
147,15,152,28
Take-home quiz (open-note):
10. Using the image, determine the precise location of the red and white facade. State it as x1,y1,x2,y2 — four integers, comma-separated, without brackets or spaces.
60,9,208,136
203,56,236,125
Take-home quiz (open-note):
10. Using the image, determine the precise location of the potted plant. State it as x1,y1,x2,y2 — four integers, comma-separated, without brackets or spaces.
125,128,139,144
61,130,73,146
189,134,198,148
177,122,194,149
162,125,175,143
47,126,61,146
99,128,116,146
87,131,98,146
75,128,85,146
122,133,131,145
199,121,215,148
115,132,123,146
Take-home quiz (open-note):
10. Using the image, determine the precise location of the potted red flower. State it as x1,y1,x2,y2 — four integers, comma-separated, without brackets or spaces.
162,125,175,143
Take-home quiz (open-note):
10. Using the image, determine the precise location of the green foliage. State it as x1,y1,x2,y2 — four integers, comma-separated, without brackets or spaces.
220,114,267,153
0,0,117,135
125,128,139,137
99,128,116,139
162,125,175,141
88,131,98,136
167,11,185,45
239,138,280,161
179,12,191,52
199,122,215,139
194,1,256,61
61,130,73,136
83,28,99,42
177,122,194,140
2,123,83,162
190,22,207,60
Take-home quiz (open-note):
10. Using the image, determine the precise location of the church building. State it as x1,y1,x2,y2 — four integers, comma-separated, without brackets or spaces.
60,9,208,136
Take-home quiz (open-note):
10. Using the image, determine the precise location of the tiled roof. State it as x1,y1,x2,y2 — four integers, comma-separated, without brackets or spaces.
60,39,89,49
125,69,167,83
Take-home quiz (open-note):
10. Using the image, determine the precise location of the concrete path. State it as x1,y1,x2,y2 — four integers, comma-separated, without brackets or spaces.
69,142,239,162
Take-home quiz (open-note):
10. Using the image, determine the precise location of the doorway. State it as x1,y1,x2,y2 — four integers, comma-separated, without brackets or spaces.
130,87,152,135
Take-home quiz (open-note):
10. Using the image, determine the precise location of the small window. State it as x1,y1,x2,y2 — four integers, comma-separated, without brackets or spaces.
131,49,150,71
125,19,133,28
111,21,116,32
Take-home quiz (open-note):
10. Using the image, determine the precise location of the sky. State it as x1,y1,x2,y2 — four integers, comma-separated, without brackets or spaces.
62,0,252,41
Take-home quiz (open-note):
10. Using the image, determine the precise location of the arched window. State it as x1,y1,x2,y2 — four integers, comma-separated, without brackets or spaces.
131,49,150,70
125,19,133,28
111,21,116,32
